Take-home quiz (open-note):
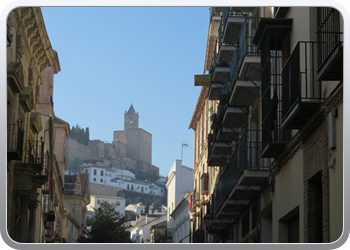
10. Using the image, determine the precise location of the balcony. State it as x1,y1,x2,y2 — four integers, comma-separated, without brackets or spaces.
207,132,230,167
210,41,231,83
255,18,293,158
222,106,248,128
217,17,237,65
236,130,269,187
211,130,269,219
238,17,261,81
221,7,246,45
7,121,24,160
281,42,323,130
317,8,343,81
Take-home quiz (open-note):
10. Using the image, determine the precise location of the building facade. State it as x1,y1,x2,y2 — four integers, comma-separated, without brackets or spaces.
6,7,63,243
190,6,343,243
165,160,194,242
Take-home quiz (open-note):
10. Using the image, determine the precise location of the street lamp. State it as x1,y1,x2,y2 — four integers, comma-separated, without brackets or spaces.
204,213,214,229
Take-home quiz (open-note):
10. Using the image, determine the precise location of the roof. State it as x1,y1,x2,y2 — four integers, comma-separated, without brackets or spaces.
89,183,124,197
127,104,136,115
53,116,69,124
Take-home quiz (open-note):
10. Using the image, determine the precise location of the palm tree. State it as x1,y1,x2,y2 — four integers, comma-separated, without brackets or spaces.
67,157,84,175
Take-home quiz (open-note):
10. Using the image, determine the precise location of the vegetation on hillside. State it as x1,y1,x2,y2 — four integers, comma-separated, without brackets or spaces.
69,124,90,145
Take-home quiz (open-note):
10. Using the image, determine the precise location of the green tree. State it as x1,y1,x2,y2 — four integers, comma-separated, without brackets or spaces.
152,199,162,213
77,201,132,243
153,230,165,243
144,200,149,214
67,157,84,175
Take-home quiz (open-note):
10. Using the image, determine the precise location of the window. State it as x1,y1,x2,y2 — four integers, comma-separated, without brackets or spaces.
127,184,130,190
100,179,103,183
115,202,120,206
101,170,104,176
93,178,96,182
97,199,100,204
85,169,88,173
145,187,147,190
93,169,97,175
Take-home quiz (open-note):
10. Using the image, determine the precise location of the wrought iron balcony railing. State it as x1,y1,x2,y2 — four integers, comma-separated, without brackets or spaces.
317,7,343,71
230,46,239,82
282,42,323,126
223,7,247,27
7,120,24,160
238,17,260,67
212,129,268,215
22,137,45,165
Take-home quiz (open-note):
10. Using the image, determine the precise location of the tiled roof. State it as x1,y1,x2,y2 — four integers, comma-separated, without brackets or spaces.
53,116,69,124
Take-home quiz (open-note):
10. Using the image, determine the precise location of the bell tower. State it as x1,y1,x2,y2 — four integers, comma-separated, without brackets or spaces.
124,104,139,130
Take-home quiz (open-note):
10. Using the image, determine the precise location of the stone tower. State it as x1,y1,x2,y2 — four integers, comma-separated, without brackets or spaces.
124,104,139,130
113,104,152,164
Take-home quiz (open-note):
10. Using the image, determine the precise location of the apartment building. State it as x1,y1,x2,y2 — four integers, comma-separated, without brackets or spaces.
190,6,343,243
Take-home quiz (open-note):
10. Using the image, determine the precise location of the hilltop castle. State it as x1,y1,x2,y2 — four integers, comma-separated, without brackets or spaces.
65,104,159,178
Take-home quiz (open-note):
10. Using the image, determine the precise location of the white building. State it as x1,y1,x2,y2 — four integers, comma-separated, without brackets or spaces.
171,192,192,243
87,194,126,216
129,213,167,243
125,202,146,215
165,160,194,241
81,164,165,196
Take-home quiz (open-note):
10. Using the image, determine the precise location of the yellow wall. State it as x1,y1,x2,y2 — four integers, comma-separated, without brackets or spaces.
272,150,304,242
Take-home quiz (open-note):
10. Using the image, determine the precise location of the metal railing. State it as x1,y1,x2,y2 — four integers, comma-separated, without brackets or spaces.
282,42,322,120
239,130,268,170
22,137,45,165
261,41,291,149
223,7,247,27
7,120,24,160
317,7,343,70
210,7,222,23
230,46,239,82
238,17,260,67
212,129,268,215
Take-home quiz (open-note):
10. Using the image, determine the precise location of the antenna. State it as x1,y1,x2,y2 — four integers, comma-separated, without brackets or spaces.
181,141,188,162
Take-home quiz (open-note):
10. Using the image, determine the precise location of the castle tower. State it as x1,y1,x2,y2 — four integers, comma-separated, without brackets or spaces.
124,104,139,130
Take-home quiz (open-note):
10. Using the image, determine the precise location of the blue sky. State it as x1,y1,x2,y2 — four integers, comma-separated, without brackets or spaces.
41,7,209,176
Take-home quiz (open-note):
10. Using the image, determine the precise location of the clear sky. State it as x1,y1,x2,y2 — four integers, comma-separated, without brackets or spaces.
41,7,209,177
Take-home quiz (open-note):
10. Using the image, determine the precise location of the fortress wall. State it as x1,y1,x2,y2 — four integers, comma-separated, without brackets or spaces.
65,137,93,165
104,143,114,158
112,141,127,157
88,140,105,158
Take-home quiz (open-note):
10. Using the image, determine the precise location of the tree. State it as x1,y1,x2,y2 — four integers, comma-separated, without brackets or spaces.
67,157,84,175
77,201,132,243
153,230,165,243
152,199,162,213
